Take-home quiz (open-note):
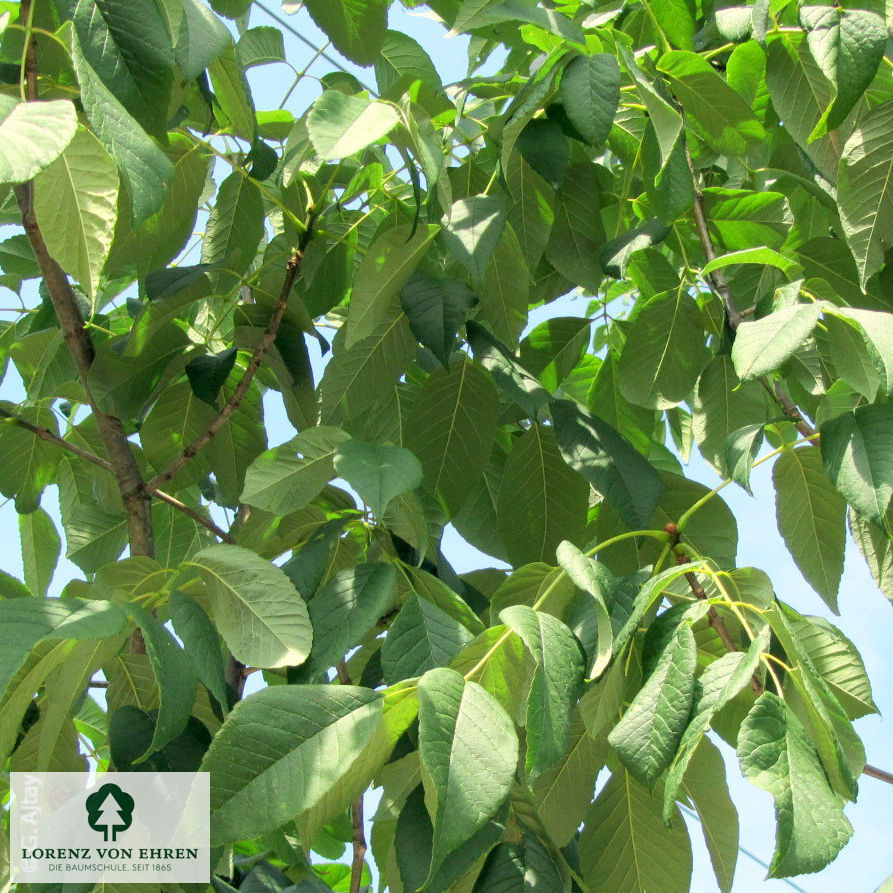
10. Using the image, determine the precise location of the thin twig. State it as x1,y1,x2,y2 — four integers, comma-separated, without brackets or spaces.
864,763,893,785
336,661,367,893
684,141,740,329
147,235,312,493
0,407,234,545
153,489,236,544
0,407,112,472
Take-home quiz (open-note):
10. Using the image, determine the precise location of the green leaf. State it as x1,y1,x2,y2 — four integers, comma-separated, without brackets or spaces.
530,711,607,847
620,46,682,171
0,597,126,702
505,152,555,272
731,303,824,379
334,439,422,519
473,834,565,892
799,6,886,135
64,505,128,574
833,308,893,396
544,159,605,292
346,223,438,348
849,509,893,604
417,666,519,884
395,784,508,893
663,630,768,820
201,684,384,842
693,356,768,472
587,353,655,456
737,692,853,877
520,316,591,391
559,54,620,146
19,507,59,598
237,25,286,68
657,50,766,156
305,562,397,673
552,400,663,530
580,770,693,892
441,196,507,283
0,97,77,184
477,223,530,348
608,622,697,788
702,188,791,252
600,218,670,280
681,739,740,893
500,605,584,781
774,447,846,611
168,589,229,713
200,171,264,295
399,272,475,366
785,611,877,719
302,0,388,67
404,356,498,516
308,92,399,161
207,40,257,142
497,423,589,566
34,637,122,772
651,0,696,48
766,33,839,183
240,426,350,516
381,595,475,685
0,402,61,513
189,543,313,669
72,34,173,223
617,288,710,409
556,541,613,679
125,603,197,760
175,0,231,80
61,0,174,139
319,312,418,425
838,101,893,288
375,29,442,97
701,246,803,279
186,349,238,407
821,404,893,524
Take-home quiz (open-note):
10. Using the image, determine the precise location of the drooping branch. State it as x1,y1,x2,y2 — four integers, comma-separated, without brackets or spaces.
669,540,893,785
147,233,313,494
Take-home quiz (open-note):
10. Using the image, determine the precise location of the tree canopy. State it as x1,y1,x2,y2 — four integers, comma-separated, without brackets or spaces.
0,0,892,891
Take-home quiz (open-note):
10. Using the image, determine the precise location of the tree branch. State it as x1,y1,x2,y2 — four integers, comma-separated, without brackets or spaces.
336,661,367,893
671,550,893,786
0,407,112,472
147,241,311,494
684,140,819,444
675,551,762,694
684,142,741,330
13,7,154,563
153,489,236,544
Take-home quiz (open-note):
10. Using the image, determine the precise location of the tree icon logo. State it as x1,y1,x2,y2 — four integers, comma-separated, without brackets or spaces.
85,783,135,842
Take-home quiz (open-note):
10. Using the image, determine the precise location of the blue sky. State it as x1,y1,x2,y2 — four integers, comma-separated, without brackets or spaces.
0,3,890,891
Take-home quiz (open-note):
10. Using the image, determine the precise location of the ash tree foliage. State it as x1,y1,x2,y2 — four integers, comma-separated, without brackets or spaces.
1,0,893,890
